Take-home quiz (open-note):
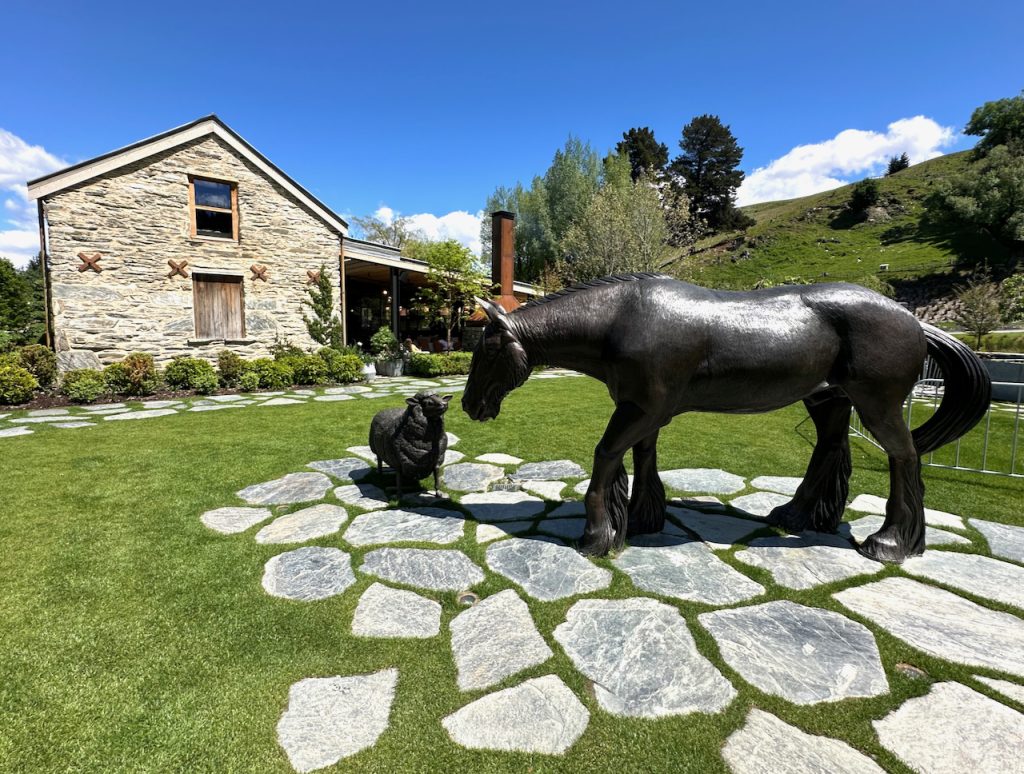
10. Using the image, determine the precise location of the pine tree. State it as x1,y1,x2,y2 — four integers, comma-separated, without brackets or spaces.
616,127,669,181
669,115,752,231
302,264,343,349
886,152,910,175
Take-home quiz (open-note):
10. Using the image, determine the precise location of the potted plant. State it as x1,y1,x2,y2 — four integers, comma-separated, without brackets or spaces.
370,326,404,377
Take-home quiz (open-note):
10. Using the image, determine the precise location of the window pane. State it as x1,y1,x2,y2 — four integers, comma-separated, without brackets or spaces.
194,179,232,209
195,209,233,237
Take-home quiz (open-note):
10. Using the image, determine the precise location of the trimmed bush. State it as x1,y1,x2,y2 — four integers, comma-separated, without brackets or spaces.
102,362,131,394
270,338,304,360
217,350,246,387
61,369,106,403
238,370,261,392
17,345,57,389
0,364,38,404
103,353,160,396
248,358,293,389
165,357,218,393
406,352,473,377
280,354,327,385
318,348,364,383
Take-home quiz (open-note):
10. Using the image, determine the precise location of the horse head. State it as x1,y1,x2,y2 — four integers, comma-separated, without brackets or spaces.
462,297,530,421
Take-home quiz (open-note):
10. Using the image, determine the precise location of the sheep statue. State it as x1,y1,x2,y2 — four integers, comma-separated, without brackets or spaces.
369,392,452,498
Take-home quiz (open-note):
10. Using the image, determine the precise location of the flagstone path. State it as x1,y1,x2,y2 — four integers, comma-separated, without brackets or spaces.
196,430,1024,771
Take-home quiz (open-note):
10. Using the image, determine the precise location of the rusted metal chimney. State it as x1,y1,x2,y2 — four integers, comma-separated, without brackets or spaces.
492,210,515,300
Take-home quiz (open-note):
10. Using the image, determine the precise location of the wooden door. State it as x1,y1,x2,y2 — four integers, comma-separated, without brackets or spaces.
194,274,245,339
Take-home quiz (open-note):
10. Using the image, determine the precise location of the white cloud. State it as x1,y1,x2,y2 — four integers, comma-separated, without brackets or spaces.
0,128,66,267
371,205,484,256
736,116,957,206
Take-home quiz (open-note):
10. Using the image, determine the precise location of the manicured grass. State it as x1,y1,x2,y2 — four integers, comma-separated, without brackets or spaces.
953,330,1024,353
2,376,1022,772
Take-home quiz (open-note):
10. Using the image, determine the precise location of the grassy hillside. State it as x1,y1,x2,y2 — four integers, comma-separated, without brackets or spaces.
668,151,1008,290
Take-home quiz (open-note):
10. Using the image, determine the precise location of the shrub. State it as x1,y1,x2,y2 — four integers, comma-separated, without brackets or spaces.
406,352,473,377
238,370,261,392
102,362,131,394
217,349,246,387
369,326,401,360
853,274,895,298
248,358,293,389
61,369,105,403
0,364,38,404
282,353,328,385
1000,273,1024,323
103,353,160,396
270,337,304,360
165,356,218,392
17,345,57,388
318,347,365,383
849,178,880,212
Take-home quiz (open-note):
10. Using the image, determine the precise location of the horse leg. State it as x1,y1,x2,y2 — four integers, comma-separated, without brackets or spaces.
580,402,661,557
850,394,926,564
767,391,852,533
626,429,666,537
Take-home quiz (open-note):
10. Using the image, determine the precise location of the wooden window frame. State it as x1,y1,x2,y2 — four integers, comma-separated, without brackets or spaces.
188,175,239,241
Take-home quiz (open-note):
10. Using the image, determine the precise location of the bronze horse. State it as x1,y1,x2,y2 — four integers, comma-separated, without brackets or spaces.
462,273,990,564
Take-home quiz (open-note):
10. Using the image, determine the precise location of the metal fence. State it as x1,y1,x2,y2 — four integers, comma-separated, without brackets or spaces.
850,372,1024,479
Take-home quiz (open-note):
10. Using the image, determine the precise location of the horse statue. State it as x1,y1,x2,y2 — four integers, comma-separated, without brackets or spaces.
462,273,990,564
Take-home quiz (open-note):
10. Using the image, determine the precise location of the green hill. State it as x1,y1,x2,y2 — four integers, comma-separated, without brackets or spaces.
669,151,1008,290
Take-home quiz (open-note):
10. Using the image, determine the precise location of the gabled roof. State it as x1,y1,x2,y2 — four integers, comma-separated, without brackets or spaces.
26,114,348,234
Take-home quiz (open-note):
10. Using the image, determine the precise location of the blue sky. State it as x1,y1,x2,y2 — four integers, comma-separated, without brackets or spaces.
1,0,1022,264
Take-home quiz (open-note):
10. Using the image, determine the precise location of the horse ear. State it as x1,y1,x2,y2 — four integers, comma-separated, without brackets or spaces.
474,296,506,322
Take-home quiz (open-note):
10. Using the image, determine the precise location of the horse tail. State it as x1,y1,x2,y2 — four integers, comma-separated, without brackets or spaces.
911,323,991,455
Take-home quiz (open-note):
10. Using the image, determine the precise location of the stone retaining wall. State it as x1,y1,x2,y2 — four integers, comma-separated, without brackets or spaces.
44,135,342,367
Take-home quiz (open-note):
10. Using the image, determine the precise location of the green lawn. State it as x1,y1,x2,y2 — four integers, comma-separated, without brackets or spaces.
2,376,1022,772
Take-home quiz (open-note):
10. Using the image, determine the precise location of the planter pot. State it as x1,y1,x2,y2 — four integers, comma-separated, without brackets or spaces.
361,362,377,381
375,359,405,377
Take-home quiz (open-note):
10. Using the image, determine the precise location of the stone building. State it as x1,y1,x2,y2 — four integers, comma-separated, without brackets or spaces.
27,115,538,368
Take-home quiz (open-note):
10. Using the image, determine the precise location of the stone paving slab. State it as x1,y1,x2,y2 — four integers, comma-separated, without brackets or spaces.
874,682,1024,774
511,460,586,481
344,507,465,546
975,675,1024,705
261,397,305,406
665,506,764,549
307,458,372,482
459,491,547,522
615,534,765,605
549,501,586,519
834,577,1024,678
262,547,356,601
333,483,390,511
729,491,791,518
536,517,586,541
555,597,735,717
487,537,612,601
442,463,504,492
573,476,634,496
659,468,745,495
239,472,333,505
476,453,523,465
901,550,1024,610
841,515,970,547
699,600,888,705
255,504,349,545
748,476,804,496
201,506,274,534
722,709,885,774
277,669,397,773
51,421,95,429
969,518,1024,563
11,415,83,423
351,583,441,639
346,445,377,462
442,450,465,466
450,589,552,691
476,522,533,543
446,432,460,446
848,493,965,530
520,480,566,500
360,548,484,591
442,675,588,754
734,532,882,590
0,426,33,438
312,394,354,402
27,408,70,417
104,408,179,421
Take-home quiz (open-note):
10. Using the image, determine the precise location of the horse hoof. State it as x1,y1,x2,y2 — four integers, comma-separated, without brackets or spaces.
766,503,808,533
857,530,913,565
577,531,616,558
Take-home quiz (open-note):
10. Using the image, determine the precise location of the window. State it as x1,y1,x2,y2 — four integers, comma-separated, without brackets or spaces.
189,177,238,240
193,273,245,339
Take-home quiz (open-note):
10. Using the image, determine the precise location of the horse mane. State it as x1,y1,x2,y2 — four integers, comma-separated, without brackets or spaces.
523,272,672,309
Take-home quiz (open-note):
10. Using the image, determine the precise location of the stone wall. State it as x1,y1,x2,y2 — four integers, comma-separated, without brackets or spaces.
44,135,343,367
